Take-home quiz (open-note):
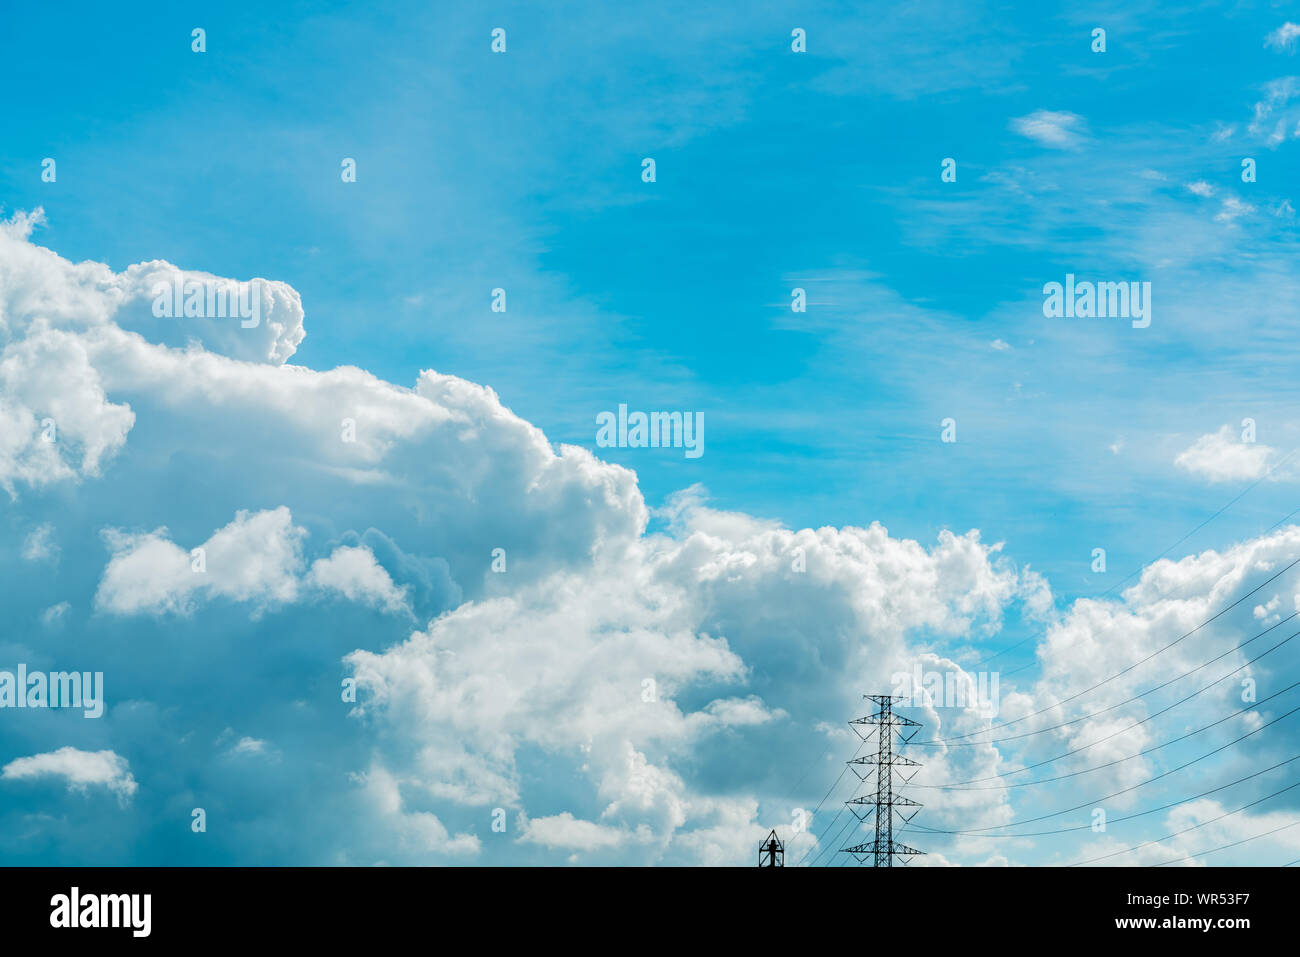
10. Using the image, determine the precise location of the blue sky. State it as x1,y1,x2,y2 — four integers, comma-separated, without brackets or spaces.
2,1,1300,865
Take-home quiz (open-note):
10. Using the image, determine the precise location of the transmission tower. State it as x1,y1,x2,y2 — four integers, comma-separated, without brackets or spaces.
840,694,925,866
758,829,784,867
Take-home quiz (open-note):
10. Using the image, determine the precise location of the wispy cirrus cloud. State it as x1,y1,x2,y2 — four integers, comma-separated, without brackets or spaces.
1265,23,1300,52
1248,76,1300,146
1009,109,1087,149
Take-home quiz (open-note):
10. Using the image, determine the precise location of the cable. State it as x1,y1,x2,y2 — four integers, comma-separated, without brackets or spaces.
916,559,1300,746
971,465,1299,670
921,675,1300,792
913,617,1299,751
1066,778,1300,866
1151,818,1300,867
808,813,856,867
1264,506,1300,535
792,732,874,865
910,744,1300,838
795,796,847,866
775,744,834,847
802,803,850,866
911,623,1300,783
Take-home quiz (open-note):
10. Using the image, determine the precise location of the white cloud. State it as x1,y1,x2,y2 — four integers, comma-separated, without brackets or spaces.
1214,196,1256,224
1186,180,1215,197
215,729,279,761
1248,77,1300,145
357,764,480,858
1266,23,1300,52
306,545,410,614
95,507,307,616
40,601,70,629
0,211,1057,863
1,747,137,800
21,523,58,562
0,321,134,494
345,493,1045,859
95,513,419,618
1019,525,1300,802
702,695,785,727
1010,110,1087,149
519,812,635,851
27,195,1289,864
1174,425,1276,483
1077,799,1300,866
0,208,304,366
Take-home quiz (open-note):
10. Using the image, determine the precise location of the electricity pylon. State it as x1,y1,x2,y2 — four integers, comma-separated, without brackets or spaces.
840,694,925,866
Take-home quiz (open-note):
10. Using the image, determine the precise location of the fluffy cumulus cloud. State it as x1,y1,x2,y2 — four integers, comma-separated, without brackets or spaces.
0,316,134,494
0,210,304,366
1,748,137,801
94,508,409,617
358,763,481,858
306,545,411,615
966,527,1300,864
519,812,640,852
344,497,1047,862
1,212,1294,866
1174,425,1277,483
95,508,307,616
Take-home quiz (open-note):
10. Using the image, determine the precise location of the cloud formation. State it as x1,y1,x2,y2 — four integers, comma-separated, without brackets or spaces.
1265,23,1300,52
2,211,1295,866
1010,110,1087,149
1175,425,1277,483
2,747,137,800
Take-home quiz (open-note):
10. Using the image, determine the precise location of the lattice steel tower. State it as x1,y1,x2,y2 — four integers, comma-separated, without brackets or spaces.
840,694,925,866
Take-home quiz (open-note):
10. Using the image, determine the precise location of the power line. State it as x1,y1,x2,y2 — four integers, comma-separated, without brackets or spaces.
911,752,1300,839
920,676,1300,792
796,756,867,866
808,814,856,867
972,466,1300,671
915,558,1300,747
792,733,873,865
914,617,1300,752
1151,818,1300,867
912,624,1300,785
914,706,1300,834
1263,505,1300,535
1065,778,1300,866
806,795,866,867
